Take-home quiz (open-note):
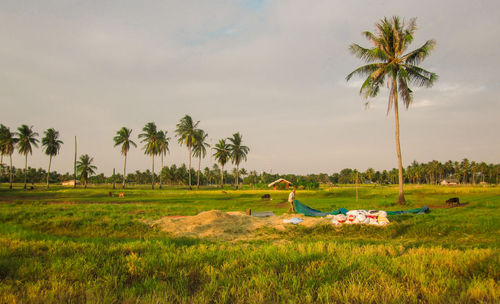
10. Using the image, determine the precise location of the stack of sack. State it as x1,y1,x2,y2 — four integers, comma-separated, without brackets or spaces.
328,210,390,226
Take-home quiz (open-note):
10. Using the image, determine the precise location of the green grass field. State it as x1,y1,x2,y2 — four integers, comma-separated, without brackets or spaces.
0,184,498,303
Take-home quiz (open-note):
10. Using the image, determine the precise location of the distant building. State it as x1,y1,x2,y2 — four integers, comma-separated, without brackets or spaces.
61,180,80,186
441,179,458,185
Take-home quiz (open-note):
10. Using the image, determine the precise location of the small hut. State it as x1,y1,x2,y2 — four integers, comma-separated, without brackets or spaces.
440,179,458,186
268,178,292,190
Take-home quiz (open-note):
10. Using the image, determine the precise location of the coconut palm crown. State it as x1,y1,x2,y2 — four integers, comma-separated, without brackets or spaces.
16,125,39,189
76,154,97,189
42,128,63,189
175,115,199,190
346,16,438,204
113,127,137,188
227,132,249,189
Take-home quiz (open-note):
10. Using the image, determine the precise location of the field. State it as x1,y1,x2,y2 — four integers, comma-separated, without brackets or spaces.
0,184,499,303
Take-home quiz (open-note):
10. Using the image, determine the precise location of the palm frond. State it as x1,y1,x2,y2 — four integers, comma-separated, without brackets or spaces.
346,63,382,81
404,65,438,87
403,39,436,65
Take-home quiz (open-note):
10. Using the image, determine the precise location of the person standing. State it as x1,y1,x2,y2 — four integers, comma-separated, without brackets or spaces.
288,189,296,213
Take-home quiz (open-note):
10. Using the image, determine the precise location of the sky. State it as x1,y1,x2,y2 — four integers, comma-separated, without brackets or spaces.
1,0,499,175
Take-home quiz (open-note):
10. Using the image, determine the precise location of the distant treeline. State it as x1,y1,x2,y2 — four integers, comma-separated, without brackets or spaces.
1,159,497,188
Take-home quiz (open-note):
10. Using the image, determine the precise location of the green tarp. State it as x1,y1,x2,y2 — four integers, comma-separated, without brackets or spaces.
294,200,430,217
386,206,430,215
294,200,348,217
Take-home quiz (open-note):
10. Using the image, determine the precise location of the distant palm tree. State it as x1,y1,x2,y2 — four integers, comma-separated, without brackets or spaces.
175,115,199,190
0,126,17,190
157,130,170,189
213,139,230,188
227,132,249,190
41,128,63,189
139,122,159,189
192,129,210,189
346,16,437,204
16,125,39,189
76,154,97,189
113,127,137,189
0,124,7,172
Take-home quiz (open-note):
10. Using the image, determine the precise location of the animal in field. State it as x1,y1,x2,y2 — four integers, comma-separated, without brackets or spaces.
446,197,460,206
261,194,271,199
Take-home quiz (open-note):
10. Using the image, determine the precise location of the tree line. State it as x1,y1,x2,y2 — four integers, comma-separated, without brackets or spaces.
1,158,497,189
0,115,250,190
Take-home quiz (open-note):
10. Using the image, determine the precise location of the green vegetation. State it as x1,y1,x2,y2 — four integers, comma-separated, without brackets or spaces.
0,185,498,303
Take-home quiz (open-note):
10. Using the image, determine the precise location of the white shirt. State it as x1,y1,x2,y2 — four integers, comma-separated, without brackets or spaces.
288,191,295,203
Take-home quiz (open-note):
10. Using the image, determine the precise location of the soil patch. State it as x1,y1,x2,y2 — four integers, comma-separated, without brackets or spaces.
149,210,330,240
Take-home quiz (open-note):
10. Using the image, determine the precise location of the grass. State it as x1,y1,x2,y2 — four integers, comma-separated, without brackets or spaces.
0,184,499,303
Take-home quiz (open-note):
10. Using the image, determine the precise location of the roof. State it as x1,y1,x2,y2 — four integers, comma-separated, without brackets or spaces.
268,178,292,187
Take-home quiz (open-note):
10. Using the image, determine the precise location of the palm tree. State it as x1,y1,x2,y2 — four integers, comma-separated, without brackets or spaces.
227,132,250,190
41,128,63,189
16,125,39,189
113,127,137,189
0,126,17,190
76,154,97,189
192,129,210,189
0,124,7,173
139,122,159,189
175,115,199,190
346,16,438,204
157,130,170,189
213,139,230,188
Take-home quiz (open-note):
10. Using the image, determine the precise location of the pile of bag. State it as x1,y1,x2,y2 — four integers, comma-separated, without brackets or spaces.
327,210,390,226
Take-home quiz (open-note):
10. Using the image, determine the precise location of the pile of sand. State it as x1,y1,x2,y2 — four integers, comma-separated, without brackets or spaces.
150,210,331,240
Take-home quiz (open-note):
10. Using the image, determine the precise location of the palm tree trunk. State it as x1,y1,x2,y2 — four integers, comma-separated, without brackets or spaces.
24,154,27,189
197,155,201,189
220,165,224,189
46,155,52,189
123,153,127,189
393,79,406,204
9,154,13,190
188,146,192,190
159,153,163,189
235,164,239,190
151,155,155,190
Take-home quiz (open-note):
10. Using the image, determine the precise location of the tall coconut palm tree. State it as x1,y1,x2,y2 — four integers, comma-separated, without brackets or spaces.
0,126,17,190
346,16,438,204
192,129,210,189
157,130,170,189
213,139,230,188
227,132,249,190
113,127,137,189
41,128,63,189
139,122,159,189
76,154,97,189
175,115,199,190
16,125,39,189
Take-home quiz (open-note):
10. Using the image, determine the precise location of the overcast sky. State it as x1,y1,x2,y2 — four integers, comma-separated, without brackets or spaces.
1,0,499,175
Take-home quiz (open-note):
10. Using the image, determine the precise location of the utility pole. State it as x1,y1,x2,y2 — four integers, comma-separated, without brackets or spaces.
355,171,359,203
74,136,77,188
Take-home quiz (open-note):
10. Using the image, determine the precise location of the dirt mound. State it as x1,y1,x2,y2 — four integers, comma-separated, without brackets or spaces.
150,210,331,240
